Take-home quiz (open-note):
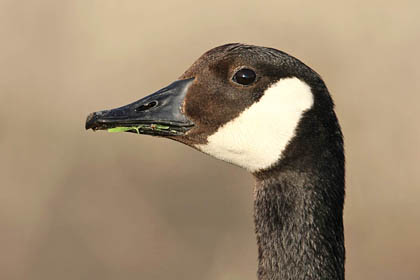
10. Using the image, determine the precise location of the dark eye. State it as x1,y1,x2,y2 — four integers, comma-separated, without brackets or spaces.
232,68,256,85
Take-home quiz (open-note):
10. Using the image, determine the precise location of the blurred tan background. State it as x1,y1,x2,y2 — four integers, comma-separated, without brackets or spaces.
1,0,419,279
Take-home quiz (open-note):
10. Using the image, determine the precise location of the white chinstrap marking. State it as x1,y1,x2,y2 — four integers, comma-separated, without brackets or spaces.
196,77,314,172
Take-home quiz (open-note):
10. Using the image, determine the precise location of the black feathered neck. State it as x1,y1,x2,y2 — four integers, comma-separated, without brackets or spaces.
254,167,345,280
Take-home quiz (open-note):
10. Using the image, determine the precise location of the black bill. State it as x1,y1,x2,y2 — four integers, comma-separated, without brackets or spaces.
85,77,195,136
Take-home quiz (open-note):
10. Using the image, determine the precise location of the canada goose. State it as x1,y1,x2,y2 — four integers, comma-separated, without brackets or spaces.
86,43,345,280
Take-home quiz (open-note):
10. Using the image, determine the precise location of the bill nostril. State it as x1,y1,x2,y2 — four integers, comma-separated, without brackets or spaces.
135,101,158,112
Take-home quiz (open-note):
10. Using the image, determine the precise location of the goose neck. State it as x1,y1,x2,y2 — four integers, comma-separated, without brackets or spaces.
253,169,345,280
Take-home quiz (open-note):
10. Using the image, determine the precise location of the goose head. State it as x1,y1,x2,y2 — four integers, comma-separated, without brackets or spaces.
86,43,339,175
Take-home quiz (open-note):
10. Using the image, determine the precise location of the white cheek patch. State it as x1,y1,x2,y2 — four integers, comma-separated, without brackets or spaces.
195,77,314,172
